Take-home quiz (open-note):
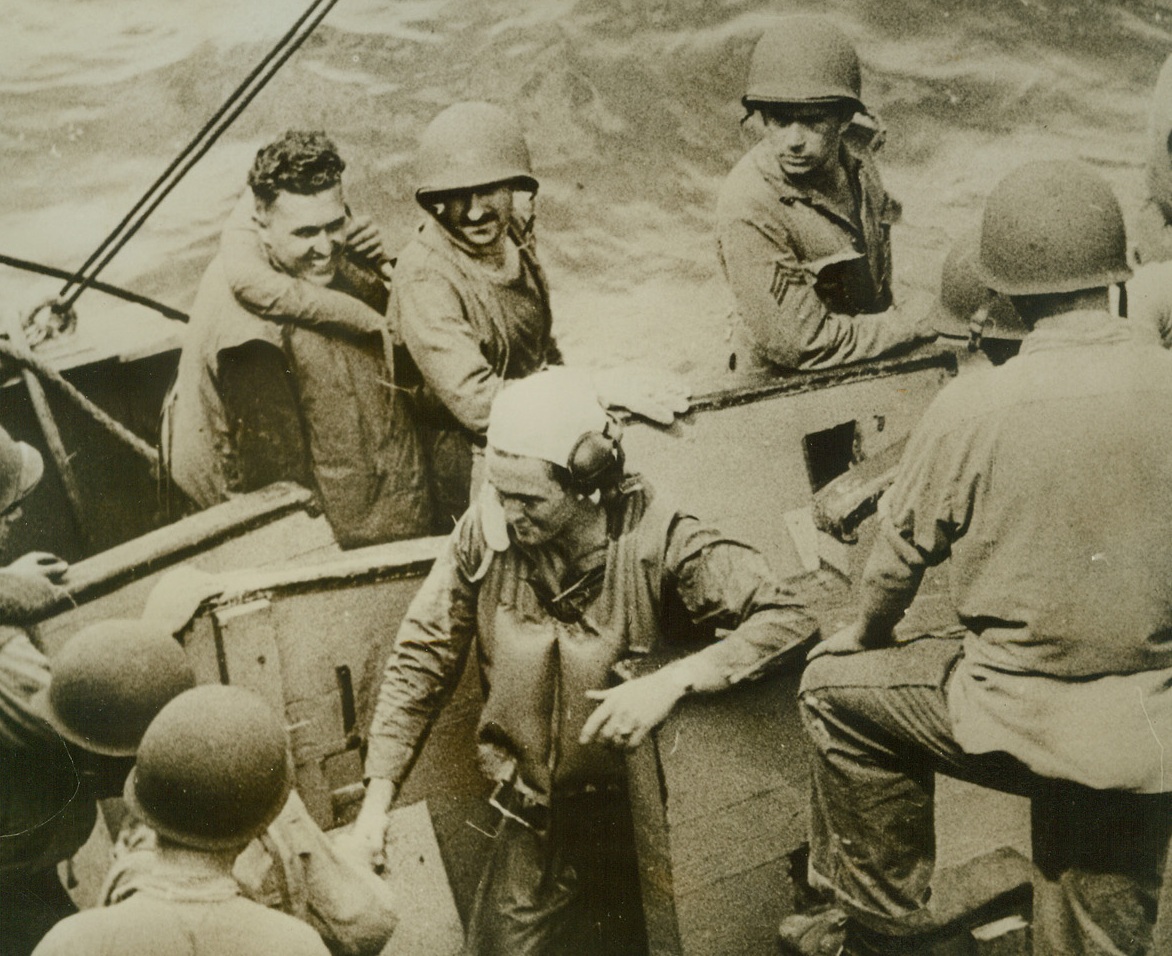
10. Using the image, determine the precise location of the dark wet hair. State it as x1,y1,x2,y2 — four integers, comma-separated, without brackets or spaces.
248,130,346,207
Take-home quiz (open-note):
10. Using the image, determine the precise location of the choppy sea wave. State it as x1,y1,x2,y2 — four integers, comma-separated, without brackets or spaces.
1,0,1169,379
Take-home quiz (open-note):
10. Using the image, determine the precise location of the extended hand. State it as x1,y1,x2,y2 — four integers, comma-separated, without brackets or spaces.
6,551,68,584
335,809,389,874
592,366,691,426
335,779,395,873
579,670,687,750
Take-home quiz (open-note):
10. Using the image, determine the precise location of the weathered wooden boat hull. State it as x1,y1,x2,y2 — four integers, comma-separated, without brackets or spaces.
0,298,181,565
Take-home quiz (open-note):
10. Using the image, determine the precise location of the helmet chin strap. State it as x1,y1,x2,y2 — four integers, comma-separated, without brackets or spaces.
511,187,538,252
967,304,991,353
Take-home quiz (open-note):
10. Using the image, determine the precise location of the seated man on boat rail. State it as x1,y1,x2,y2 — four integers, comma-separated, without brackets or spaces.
344,367,818,956
780,162,1172,956
163,130,432,547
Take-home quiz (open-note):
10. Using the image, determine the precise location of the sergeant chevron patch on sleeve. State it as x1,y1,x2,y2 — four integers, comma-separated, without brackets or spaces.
770,262,790,305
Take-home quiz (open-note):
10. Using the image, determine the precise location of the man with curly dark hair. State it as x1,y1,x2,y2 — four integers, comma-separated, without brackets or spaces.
164,130,432,545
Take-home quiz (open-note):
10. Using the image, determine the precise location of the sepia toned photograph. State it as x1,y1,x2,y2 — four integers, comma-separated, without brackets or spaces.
2,1,1171,953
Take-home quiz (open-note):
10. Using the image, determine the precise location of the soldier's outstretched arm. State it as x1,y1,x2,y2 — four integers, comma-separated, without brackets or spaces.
581,514,818,750
346,510,486,870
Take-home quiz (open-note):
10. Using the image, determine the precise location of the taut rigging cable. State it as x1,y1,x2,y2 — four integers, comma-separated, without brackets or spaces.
55,0,344,314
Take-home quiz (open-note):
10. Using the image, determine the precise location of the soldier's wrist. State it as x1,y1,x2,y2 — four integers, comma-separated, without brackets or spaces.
362,777,397,815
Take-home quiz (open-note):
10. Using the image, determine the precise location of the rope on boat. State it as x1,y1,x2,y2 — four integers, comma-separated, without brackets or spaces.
56,0,344,313
1,0,350,478
0,337,159,470
0,253,187,322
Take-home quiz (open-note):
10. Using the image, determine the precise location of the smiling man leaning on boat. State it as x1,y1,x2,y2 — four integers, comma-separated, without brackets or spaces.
386,102,689,530
162,130,433,547
343,367,818,956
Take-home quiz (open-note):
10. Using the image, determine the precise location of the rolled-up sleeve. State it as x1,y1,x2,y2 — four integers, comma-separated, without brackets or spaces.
661,515,819,691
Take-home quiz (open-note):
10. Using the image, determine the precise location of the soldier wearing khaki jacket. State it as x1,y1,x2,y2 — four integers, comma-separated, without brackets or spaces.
717,17,935,373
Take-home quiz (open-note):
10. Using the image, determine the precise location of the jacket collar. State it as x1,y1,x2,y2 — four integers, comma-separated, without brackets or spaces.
1019,310,1148,356
752,140,865,233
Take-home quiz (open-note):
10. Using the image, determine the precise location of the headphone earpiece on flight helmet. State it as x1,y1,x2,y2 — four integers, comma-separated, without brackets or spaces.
565,421,624,498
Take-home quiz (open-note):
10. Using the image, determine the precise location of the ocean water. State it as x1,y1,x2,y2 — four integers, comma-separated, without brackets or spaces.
1,0,1169,383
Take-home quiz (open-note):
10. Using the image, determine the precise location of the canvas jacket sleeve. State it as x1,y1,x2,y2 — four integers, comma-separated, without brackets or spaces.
0,625,56,749
395,268,506,437
855,394,973,627
220,194,386,338
0,625,99,881
719,213,921,371
364,511,484,786
657,515,819,691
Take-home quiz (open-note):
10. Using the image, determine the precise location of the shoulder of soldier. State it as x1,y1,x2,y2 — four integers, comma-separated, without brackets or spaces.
612,477,686,550
235,897,332,953
388,225,432,273
716,141,780,222
910,365,1005,443
30,906,112,954
391,223,478,300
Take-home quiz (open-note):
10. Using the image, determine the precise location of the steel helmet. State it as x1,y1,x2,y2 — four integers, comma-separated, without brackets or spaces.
743,17,863,113
31,619,196,757
976,161,1132,296
125,685,292,850
0,427,43,515
933,232,1026,341
415,102,538,205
